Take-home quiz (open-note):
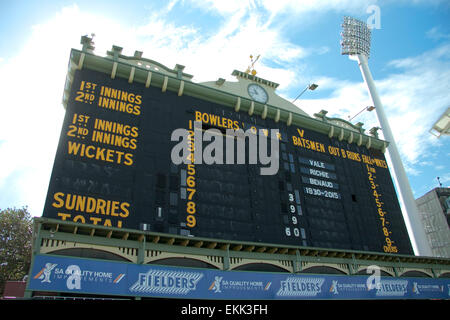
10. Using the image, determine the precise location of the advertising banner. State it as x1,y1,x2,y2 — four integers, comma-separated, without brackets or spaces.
28,255,450,300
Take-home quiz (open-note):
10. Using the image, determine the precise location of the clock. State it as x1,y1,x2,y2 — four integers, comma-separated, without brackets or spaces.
247,84,268,104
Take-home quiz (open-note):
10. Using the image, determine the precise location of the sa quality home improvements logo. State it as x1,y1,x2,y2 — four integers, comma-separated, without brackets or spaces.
33,262,125,290
209,276,272,294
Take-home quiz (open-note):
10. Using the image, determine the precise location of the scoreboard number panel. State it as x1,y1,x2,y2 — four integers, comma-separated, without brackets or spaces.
43,69,413,255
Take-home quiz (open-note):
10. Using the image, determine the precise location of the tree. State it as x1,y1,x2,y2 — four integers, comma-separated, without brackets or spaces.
0,207,33,294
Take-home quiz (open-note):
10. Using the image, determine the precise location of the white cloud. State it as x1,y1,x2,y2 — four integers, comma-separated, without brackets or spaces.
426,26,450,41
189,0,256,16
297,43,450,177
195,0,374,17
376,45,450,165
129,4,313,86
0,5,138,215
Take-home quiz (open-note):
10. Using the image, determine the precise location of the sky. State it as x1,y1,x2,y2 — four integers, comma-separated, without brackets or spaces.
0,0,449,218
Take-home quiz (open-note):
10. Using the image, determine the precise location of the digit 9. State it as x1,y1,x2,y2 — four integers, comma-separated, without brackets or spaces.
186,215,196,228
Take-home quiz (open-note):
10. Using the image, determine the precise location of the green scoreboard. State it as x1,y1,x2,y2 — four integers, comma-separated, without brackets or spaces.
43,68,413,255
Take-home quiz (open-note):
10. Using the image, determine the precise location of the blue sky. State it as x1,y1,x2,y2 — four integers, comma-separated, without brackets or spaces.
0,0,449,217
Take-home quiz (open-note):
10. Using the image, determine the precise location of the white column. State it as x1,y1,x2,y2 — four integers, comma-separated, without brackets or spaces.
355,54,432,256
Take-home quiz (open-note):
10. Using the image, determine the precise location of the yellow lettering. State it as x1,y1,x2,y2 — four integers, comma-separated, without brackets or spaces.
65,194,76,210
120,202,130,218
121,91,129,102
219,116,226,128
124,153,133,166
95,147,105,161
73,215,85,223
328,146,340,157
67,141,81,155
52,193,130,226
75,195,85,211
131,126,139,137
116,151,124,164
86,197,96,213
85,145,95,158
210,114,218,126
129,139,137,150
135,95,142,104
111,201,120,216
90,217,102,225
293,136,326,153
319,143,325,153
105,149,115,162
67,125,77,137
52,192,65,208
96,199,106,215
57,212,71,220
195,111,202,122
346,150,361,162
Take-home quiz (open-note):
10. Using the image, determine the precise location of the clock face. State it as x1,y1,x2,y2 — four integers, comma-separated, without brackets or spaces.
247,84,268,104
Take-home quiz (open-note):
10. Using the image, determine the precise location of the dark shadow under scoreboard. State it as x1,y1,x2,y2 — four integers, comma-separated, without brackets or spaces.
43,68,414,255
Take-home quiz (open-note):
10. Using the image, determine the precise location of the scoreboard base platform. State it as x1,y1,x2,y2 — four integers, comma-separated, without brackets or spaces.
25,218,450,300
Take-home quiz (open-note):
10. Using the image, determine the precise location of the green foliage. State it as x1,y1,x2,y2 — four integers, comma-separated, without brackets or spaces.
0,207,33,294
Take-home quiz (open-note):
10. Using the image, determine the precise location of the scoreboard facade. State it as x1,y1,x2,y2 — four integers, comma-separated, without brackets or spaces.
43,62,413,255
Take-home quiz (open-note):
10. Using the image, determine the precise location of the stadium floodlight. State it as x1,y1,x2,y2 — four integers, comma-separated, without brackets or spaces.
429,106,450,138
340,16,371,57
341,16,432,257
292,83,318,103
348,105,375,122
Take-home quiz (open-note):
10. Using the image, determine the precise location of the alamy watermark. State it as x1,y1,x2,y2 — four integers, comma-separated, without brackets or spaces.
366,265,381,290
367,5,381,30
171,121,280,175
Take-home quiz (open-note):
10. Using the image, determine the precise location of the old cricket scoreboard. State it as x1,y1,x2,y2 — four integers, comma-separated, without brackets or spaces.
24,37,450,300
42,41,413,256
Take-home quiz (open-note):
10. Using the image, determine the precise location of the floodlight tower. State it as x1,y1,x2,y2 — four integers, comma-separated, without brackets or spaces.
340,16,432,256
